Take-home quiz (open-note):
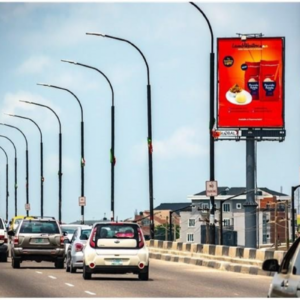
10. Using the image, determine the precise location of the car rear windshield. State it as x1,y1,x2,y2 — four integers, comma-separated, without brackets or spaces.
81,229,91,239
95,224,138,248
61,226,77,234
19,220,60,234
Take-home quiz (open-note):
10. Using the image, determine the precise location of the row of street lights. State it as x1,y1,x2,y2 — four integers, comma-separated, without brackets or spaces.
0,3,217,241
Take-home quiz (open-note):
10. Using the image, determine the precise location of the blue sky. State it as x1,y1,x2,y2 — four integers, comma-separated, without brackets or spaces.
0,2,299,223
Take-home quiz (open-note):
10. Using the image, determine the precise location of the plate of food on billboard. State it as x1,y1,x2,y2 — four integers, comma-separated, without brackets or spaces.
217,37,285,129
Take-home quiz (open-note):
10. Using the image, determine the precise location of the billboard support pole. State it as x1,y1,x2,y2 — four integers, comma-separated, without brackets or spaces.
244,138,258,248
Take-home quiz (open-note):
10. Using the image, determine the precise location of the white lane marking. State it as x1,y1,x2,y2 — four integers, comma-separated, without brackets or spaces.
48,275,56,279
65,283,74,287
85,291,96,296
36,271,43,274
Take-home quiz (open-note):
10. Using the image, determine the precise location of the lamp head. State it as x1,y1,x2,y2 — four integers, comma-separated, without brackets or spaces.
37,83,51,87
19,100,31,104
61,59,77,65
86,32,106,37
4,113,14,117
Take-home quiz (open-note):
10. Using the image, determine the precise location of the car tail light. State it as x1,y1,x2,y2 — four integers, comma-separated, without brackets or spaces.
75,243,83,252
138,262,145,269
13,236,19,245
4,237,7,243
137,228,144,249
60,236,65,246
89,262,95,268
0,235,4,240
90,227,97,248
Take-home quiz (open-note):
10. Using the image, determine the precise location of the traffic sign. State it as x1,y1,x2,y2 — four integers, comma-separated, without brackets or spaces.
79,197,86,206
206,181,218,197
25,203,30,211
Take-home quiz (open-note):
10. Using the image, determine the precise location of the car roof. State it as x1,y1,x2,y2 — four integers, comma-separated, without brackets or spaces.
93,222,138,226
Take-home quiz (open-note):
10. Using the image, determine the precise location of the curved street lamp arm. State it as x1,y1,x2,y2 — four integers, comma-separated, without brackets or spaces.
0,146,8,164
86,33,150,85
19,101,61,133
0,135,17,157
62,60,114,106
37,84,84,121
6,114,43,142
0,123,28,150
189,2,214,53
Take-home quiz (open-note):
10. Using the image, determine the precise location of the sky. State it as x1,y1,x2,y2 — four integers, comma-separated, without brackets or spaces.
0,1,299,223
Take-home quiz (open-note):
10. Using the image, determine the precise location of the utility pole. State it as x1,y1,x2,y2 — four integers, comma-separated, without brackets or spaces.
165,216,168,241
285,200,289,249
275,202,278,250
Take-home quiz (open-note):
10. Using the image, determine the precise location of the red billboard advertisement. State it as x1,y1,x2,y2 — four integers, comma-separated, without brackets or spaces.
217,37,285,129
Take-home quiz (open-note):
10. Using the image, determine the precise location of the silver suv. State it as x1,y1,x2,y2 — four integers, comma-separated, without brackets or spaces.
8,217,65,269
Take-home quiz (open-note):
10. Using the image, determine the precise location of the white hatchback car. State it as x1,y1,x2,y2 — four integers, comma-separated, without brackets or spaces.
82,222,149,280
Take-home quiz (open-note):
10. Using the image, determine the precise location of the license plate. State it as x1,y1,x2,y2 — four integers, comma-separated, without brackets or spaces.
34,238,46,243
111,259,123,265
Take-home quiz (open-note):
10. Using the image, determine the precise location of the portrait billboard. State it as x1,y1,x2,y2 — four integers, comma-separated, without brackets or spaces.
217,37,285,129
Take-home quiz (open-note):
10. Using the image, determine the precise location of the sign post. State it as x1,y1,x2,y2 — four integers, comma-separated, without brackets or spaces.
79,196,86,206
206,181,218,197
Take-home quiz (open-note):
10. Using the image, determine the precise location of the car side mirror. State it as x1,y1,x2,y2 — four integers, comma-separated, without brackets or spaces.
7,230,15,236
262,259,279,272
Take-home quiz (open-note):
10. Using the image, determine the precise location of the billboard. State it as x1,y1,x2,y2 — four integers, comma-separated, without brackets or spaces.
217,37,285,129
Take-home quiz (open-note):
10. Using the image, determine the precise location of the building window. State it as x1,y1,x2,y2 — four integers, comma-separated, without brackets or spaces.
236,203,242,209
187,233,194,242
188,219,196,227
223,203,231,212
202,203,209,210
223,219,230,227
141,219,150,226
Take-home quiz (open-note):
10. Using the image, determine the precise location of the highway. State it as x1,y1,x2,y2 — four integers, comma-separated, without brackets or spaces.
0,258,272,297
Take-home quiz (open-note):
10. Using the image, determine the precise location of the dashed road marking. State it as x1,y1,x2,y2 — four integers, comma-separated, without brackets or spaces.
36,271,43,274
85,291,96,295
48,275,56,279
65,283,74,287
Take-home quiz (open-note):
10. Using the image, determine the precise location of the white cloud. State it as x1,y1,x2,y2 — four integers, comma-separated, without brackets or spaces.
132,126,208,163
17,55,51,74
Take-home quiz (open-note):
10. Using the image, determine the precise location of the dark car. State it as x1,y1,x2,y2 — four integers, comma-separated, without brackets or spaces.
263,237,300,297
8,217,65,269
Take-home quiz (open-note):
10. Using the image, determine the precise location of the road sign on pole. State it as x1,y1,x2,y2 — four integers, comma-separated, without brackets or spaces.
206,181,218,197
79,196,86,206
25,203,30,211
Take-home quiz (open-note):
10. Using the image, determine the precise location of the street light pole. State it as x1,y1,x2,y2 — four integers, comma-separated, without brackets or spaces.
189,2,216,244
37,83,84,223
291,185,300,241
0,135,17,217
19,100,62,223
0,146,9,221
86,32,155,239
6,114,44,217
61,59,115,221
0,123,29,216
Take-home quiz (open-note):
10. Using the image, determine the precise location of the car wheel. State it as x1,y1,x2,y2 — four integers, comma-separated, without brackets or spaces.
83,265,91,280
65,255,70,272
11,257,20,269
70,261,77,273
138,266,149,281
55,260,64,269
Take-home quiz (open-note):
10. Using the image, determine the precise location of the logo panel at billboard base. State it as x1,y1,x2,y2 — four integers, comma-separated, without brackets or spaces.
217,37,285,129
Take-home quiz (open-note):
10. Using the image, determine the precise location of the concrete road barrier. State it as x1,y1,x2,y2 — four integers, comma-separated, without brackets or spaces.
147,240,286,276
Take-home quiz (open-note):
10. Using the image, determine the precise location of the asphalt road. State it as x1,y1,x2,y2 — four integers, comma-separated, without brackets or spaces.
0,258,272,297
